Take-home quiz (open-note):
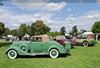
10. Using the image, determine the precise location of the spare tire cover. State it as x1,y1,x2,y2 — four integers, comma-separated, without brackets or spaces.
20,44,29,52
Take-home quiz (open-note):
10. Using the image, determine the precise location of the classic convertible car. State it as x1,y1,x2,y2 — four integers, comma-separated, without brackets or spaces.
6,35,71,59
75,39,97,47
54,35,97,47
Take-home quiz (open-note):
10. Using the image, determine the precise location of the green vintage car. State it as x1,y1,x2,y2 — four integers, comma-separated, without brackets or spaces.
6,35,71,59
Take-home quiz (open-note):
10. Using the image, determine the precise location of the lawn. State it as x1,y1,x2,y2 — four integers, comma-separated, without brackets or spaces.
0,41,100,68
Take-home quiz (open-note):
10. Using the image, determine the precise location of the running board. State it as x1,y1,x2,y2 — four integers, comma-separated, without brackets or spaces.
25,53,48,56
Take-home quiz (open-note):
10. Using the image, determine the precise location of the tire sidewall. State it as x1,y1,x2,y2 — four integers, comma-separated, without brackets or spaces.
49,49,59,58
7,50,17,59
83,41,88,47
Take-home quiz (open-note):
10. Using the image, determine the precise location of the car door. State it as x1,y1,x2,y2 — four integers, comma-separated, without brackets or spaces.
30,41,45,53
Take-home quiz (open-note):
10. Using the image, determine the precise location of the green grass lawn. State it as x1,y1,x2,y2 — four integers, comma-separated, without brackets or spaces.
0,41,100,68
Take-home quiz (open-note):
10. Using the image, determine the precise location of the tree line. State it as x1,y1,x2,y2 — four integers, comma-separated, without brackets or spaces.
0,20,50,37
0,20,100,37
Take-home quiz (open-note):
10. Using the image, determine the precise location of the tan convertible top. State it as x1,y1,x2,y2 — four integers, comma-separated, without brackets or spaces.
31,34,49,42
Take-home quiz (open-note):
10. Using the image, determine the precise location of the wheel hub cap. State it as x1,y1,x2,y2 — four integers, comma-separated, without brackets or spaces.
10,51,15,57
51,51,57,56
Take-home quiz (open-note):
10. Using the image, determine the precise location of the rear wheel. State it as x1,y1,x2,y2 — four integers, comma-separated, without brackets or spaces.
49,49,59,58
7,50,17,59
83,40,88,47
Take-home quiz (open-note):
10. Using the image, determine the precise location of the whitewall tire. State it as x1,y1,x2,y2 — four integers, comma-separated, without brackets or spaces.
49,49,59,58
7,50,17,59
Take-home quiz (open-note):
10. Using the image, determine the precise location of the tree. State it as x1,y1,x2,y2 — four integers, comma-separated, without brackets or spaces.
0,20,50,36
11,29,18,36
60,26,66,35
3,28,11,36
92,21,100,33
68,31,73,36
31,20,50,35
26,25,32,36
0,22,5,36
18,24,28,36
48,31,61,37
31,23,36,35
42,25,50,34
72,26,78,36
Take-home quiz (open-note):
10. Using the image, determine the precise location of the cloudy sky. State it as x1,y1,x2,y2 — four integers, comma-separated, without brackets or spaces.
0,0,100,32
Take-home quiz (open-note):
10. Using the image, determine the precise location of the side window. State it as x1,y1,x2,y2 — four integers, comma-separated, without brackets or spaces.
31,37,42,42
36,37,42,42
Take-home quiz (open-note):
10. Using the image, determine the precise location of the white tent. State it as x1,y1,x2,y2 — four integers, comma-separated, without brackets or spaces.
24,34,30,37
65,33,70,36
7,35,13,38
82,32,94,35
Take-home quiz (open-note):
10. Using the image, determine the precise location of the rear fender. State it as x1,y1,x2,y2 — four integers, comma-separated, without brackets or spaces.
48,46,66,54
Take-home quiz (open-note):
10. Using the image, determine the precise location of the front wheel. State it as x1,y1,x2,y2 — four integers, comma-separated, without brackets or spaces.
49,49,59,58
7,50,18,59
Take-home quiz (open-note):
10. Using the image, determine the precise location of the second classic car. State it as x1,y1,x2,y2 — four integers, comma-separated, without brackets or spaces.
6,35,71,59
54,35,97,47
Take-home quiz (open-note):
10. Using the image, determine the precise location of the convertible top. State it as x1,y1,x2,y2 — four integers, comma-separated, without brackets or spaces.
31,34,49,42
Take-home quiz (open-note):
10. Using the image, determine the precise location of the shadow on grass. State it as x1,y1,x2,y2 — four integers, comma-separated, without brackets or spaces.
0,43,11,48
75,43,96,47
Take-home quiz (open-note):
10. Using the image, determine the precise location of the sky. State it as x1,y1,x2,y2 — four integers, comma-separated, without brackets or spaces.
0,0,100,32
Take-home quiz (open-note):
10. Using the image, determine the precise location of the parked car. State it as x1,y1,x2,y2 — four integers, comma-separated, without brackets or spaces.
54,35,75,48
5,35,17,42
66,37,96,47
61,35,96,47
6,35,71,59
76,39,97,47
